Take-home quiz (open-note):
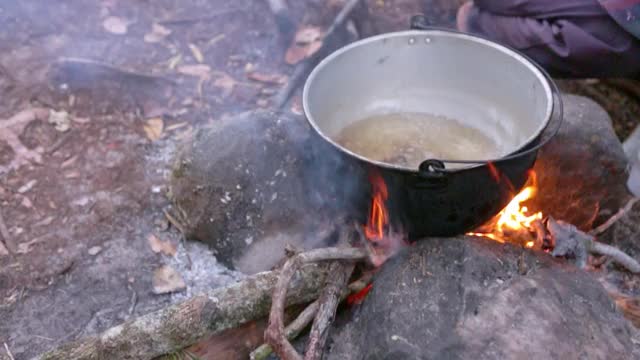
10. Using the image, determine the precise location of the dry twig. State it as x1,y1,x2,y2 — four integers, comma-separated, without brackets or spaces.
590,197,639,236
251,301,319,360
4,342,15,360
0,208,16,254
547,217,640,273
304,261,355,360
54,57,177,86
265,247,367,360
251,272,373,360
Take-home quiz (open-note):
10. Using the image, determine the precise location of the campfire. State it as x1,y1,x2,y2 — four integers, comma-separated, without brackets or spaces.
467,171,543,249
361,170,545,266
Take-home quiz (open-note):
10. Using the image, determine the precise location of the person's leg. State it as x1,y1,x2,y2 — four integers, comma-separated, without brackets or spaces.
474,0,605,18
457,0,640,77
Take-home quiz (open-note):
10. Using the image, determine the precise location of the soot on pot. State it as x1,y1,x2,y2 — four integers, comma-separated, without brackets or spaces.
336,112,502,169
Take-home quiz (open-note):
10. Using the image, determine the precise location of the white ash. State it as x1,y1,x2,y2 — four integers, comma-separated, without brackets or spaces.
166,241,244,301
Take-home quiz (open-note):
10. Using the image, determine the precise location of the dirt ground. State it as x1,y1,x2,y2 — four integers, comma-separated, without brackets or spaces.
0,1,638,359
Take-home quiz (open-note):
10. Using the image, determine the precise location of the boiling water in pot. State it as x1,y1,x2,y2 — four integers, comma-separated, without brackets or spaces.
336,112,502,169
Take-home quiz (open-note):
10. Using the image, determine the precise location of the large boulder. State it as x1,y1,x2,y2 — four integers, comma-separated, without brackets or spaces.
532,94,630,230
169,110,359,273
169,111,312,270
327,237,640,360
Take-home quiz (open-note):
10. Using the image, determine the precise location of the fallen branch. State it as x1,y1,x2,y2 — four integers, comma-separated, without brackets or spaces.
274,0,363,109
34,263,331,360
305,261,355,360
591,242,640,273
251,301,319,360
53,57,177,87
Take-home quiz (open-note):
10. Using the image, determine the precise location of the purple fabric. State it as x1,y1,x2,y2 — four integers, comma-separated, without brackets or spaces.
598,0,640,38
462,0,640,77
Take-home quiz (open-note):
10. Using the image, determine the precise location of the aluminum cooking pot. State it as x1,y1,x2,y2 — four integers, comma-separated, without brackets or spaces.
302,17,562,239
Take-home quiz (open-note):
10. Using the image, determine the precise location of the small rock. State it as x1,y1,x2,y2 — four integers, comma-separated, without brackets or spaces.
87,246,102,256
533,94,630,230
152,265,186,294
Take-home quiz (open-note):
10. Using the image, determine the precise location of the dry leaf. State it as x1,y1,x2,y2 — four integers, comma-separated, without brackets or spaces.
72,117,91,124
207,33,226,47
168,54,182,70
103,16,129,35
285,26,324,65
144,23,172,43
188,43,204,63
147,234,177,256
88,246,102,256
177,64,211,78
213,73,236,96
152,265,186,294
17,179,37,194
143,118,164,141
48,110,71,132
165,122,188,131
247,71,287,85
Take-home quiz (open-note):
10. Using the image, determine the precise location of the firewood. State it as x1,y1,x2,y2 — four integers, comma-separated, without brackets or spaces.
251,271,373,360
33,263,332,360
304,261,355,360
265,247,367,360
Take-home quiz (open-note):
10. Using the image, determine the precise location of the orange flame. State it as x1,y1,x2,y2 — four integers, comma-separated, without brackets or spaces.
362,172,406,266
364,172,389,241
468,171,542,248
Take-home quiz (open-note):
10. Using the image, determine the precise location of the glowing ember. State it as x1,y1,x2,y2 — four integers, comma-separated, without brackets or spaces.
468,171,542,247
362,171,406,266
347,283,373,305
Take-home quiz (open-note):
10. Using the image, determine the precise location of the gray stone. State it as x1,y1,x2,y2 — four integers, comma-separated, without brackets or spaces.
532,94,630,231
169,110,313,270
328,237,640,360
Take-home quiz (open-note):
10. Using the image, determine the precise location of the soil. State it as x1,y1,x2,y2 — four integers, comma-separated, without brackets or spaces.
0,1,638,359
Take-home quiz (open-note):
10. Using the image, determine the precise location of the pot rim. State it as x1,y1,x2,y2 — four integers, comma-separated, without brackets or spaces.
302,29,555,173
